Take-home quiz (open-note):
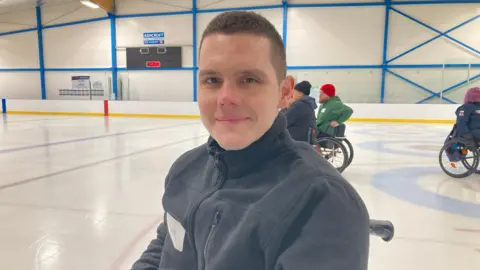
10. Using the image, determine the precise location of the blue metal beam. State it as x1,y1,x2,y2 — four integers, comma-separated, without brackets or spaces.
287,65,382,69
0,68,41,72
45,68,112,72
0,28,37,37
193,0,198,102
109,10,118,100
43,17,110,30
288,2,385,7
117,67,195,71
2,64,477,72
417,72,480,104
389,64,480,68
391,1,480,5
116,10,192,19
380,1,391,103
36,6,47,100
388,12,479,63
1,99,6,114
282,0,288,47
386,69,456,104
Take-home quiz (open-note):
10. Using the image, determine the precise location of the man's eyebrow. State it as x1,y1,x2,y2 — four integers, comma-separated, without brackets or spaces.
198,69,268,78
236,69,268,78
198,70,219,77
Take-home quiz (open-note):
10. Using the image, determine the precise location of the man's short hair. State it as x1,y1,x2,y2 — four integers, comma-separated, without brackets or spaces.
199,11,287,83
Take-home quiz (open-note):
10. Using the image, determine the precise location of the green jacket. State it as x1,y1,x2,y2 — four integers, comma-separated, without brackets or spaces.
316,96,353,136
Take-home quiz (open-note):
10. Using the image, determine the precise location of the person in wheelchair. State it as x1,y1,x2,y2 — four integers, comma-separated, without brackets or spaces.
282,80,318,143
454,86,480,143
441,86,480,175
316,83,353,139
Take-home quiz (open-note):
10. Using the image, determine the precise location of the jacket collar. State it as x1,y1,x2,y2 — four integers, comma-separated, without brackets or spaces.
206,113,291,178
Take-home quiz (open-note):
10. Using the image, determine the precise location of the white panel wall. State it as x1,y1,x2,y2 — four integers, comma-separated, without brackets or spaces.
288,69,382,103
116,0,192,14
117,70,193,101
385,3,480,104
388,4,480,65
0,32,39,68
116,14,193,68
43,20,111,68
45,71,111,100
0,72,41,99
196,8,283,50
287,6,384,66
385,68,480,104
0,7,36,33
41,1,108,26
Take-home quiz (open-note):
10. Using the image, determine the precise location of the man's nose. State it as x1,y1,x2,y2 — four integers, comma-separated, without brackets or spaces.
217,82,241,106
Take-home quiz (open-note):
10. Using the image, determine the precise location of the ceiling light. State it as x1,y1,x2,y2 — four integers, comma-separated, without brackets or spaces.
80,0,100,9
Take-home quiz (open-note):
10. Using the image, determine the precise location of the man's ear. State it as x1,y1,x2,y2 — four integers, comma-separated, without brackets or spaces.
278,75,295,109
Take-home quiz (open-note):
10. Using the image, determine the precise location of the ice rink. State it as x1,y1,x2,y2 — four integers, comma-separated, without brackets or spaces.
0,114,479,270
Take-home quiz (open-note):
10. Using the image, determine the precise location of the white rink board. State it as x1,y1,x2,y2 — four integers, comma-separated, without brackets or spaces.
3,99,458,122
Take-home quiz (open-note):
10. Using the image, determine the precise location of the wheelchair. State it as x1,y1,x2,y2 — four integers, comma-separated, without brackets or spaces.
309,124,354,173
439,124,480,178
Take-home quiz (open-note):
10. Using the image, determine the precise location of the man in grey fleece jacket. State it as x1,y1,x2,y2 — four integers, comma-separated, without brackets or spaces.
131,10,370,270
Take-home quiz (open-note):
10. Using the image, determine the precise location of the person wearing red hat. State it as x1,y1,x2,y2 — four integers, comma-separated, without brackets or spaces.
316,83,353,138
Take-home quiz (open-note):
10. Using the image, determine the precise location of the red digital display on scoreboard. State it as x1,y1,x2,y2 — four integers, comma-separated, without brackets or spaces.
146,61,161,68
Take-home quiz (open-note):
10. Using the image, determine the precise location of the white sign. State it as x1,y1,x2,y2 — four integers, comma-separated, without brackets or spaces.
71,76,91,90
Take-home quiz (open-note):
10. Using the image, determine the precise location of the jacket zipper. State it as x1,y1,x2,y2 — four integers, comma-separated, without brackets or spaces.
186,154,226,270
203,211,221,269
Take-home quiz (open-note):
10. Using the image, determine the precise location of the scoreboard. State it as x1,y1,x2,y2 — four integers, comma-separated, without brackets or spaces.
126,46,182,69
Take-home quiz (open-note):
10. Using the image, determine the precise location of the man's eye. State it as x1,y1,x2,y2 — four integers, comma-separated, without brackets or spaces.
202,77,219,84
243,78,258,84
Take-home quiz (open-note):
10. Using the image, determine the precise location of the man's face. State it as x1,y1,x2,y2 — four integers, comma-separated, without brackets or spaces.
293,89,303,101
319,92,330,103
197,33,292,150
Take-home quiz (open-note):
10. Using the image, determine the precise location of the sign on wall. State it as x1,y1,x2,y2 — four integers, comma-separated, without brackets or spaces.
72,76,91,90
143,32,165,45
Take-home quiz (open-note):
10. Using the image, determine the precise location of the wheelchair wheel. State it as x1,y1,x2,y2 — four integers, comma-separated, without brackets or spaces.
461,154,480,175
342,138,354,166
439,140,479,178
317,137,349,173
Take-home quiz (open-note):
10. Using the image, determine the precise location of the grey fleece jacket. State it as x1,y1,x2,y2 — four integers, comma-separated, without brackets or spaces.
131,114,370,270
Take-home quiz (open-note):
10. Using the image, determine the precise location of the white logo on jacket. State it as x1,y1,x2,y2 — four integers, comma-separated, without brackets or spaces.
166,212,185,252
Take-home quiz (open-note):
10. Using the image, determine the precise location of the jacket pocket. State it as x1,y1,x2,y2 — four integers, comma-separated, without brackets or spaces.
203,211,222,268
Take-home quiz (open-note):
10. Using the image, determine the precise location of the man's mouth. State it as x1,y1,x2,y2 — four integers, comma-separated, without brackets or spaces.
216,117,247,123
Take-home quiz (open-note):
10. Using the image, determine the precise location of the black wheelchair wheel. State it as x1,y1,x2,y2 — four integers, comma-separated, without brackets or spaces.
317,137,349,173
461,154,480,175
342,138,354,166
439,140,479,178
